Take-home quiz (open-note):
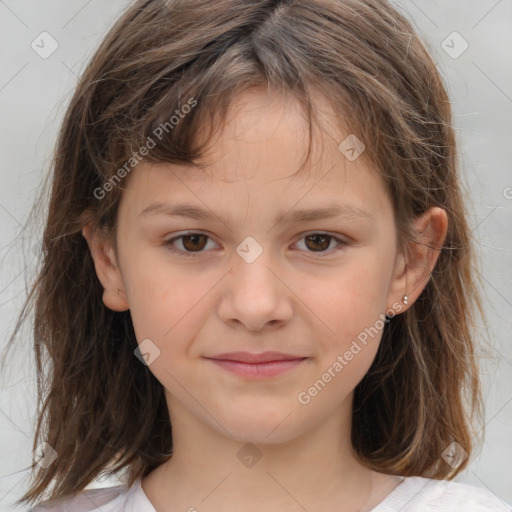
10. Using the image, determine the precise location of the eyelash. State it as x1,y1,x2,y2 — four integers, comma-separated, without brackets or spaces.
163,231,348,258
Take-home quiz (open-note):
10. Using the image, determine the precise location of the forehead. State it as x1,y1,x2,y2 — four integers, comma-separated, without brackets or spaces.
120,87,392,223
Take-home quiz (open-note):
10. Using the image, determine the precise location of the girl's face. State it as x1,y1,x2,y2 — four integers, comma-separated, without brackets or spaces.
106,88,408,443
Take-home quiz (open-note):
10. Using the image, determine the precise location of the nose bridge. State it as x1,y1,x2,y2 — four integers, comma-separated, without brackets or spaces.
232,234,280,297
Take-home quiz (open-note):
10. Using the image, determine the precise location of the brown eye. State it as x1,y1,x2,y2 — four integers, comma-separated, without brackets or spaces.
181,234,208,251
304,234,331,252
164,231,347,258
295,232,347,256
164,232,217,256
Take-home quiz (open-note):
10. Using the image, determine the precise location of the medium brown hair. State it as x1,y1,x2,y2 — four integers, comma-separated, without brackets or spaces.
3,0,489,507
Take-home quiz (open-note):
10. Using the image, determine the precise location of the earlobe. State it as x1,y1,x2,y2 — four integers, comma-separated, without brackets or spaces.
81,221,130,312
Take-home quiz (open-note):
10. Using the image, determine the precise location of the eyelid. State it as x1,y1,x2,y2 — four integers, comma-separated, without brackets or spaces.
163,230,349,257
299,230,349,242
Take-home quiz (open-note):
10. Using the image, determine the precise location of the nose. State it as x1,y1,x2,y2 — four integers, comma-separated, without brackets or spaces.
217,249,294,332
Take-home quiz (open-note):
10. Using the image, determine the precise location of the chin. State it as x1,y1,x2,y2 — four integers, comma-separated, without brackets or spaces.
213,406,306,445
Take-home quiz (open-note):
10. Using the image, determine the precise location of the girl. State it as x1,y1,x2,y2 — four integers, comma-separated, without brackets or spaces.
4,0,511,510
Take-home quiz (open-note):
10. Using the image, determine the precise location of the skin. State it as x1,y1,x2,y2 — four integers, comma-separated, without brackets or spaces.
82,87,448,512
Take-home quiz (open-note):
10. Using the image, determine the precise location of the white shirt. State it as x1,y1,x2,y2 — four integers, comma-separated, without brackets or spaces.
30,475,512,511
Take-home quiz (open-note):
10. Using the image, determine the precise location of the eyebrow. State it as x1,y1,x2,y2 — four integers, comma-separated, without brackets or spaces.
138,202,374,225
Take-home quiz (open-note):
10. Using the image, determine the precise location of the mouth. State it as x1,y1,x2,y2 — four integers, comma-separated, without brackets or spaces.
204,351,308,379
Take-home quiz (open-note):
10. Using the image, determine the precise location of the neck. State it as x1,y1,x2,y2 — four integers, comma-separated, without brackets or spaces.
140,391,395,512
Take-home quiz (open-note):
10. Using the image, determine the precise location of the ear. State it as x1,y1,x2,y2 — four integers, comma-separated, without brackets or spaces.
387,206,448,313
81,218,130,312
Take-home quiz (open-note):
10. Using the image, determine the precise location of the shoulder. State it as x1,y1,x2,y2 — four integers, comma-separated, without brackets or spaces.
374,476,512,512
28,481,141,512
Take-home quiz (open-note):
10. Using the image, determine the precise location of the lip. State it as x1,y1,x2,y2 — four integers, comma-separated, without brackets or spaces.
208,351,305,363
204,351,308,379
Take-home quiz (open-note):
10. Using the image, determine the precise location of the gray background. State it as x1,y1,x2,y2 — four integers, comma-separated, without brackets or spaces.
0,0,511,510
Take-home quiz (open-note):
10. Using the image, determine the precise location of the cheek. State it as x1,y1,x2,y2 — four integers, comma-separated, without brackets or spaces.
121,249,210,351
294,266,388,410
296,257,389,356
